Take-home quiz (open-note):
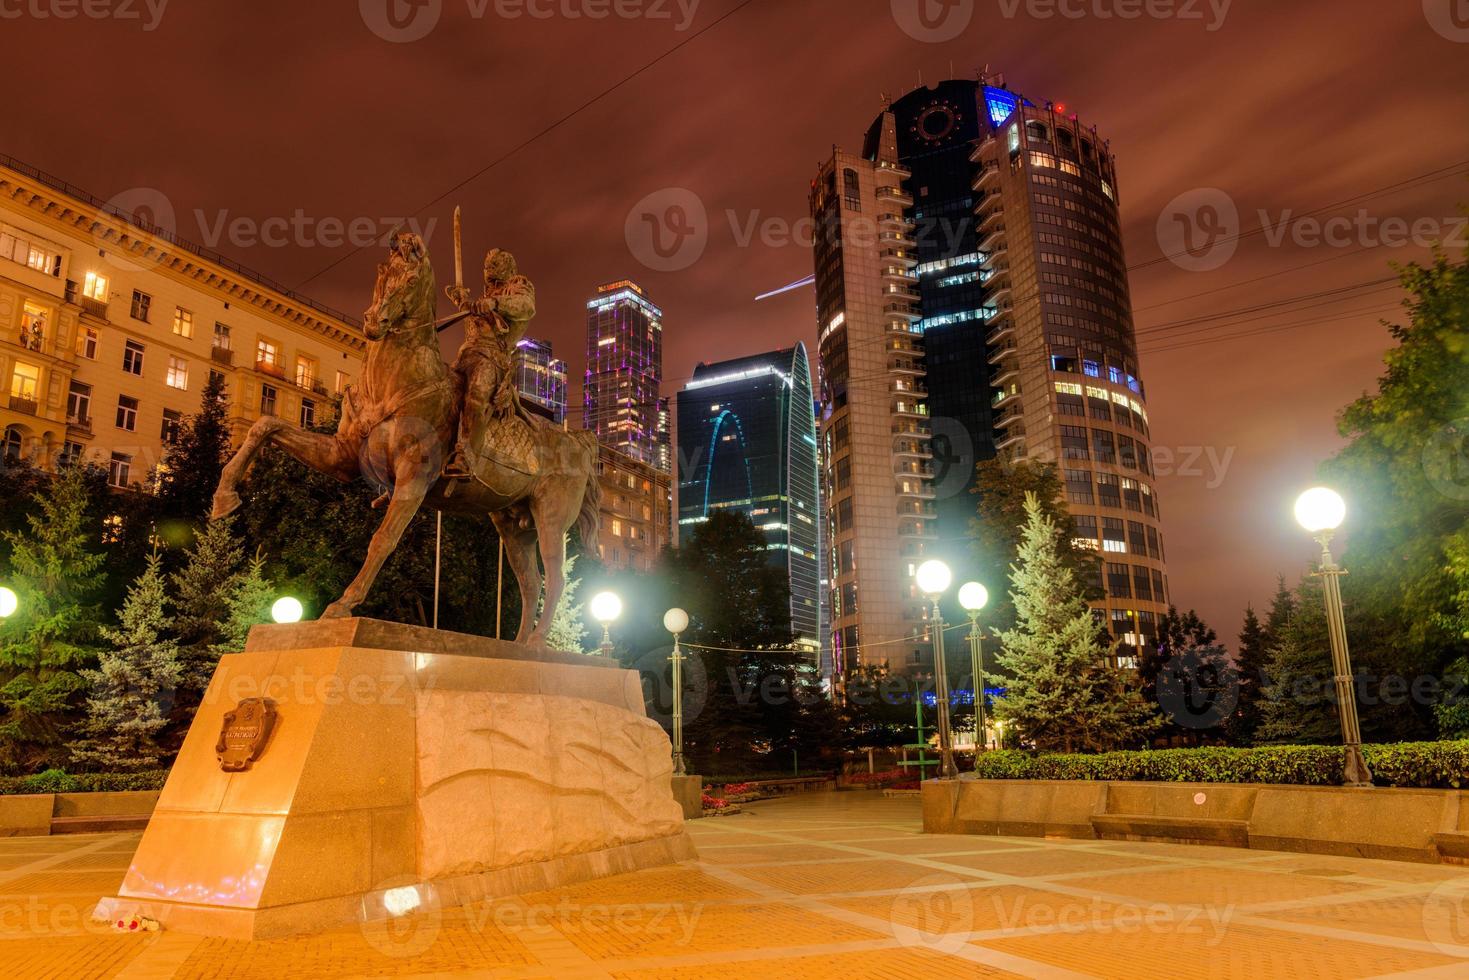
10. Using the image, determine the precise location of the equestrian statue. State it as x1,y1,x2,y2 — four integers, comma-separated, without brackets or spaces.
210,221,601,648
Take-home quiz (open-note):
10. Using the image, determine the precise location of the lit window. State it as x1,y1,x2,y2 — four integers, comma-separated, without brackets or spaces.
82,271,108,301
295,356,317,389
335,370,349,393
75,326,97,359
213,322,231,350
9,362,40,401
167,356,188,390
257,339,279,367
173,307,194,338
612,519,623,537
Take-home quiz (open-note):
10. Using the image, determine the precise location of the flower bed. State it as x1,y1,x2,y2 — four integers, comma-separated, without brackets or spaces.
843,768,905,787
969,741,1469,789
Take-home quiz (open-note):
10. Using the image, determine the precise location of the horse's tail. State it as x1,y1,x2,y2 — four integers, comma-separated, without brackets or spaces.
574,432,602,553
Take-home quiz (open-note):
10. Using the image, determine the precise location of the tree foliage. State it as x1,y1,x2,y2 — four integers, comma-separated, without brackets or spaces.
1320,241,1469,733
969,458,1100,634
0,464,106,770
992,493,1157,752
156,371,233,530
72,554,182,772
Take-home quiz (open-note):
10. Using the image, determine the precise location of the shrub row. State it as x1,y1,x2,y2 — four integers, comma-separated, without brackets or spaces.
0,769,170,796
968,741,1469,789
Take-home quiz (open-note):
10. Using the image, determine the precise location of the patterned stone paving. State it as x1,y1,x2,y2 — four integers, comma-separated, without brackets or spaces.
3,792,1469,977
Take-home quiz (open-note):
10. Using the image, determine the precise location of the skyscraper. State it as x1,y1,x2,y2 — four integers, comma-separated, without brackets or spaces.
675,345,822,657
811,74,1171,676
584,280,668,472
513,337,567,424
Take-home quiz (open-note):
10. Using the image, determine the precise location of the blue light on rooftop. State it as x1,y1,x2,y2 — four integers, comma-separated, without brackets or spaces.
984,86,1018,126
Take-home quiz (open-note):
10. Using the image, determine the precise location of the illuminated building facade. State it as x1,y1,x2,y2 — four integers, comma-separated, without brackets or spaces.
513,337,567,424
595,444,671,573
0,155,362,487
674,344,822,657
584,280,668,472
812,75,1171,673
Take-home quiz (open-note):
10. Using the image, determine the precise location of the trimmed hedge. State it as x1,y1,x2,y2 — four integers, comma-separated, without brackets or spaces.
969,741,1469,789
0,769,169,796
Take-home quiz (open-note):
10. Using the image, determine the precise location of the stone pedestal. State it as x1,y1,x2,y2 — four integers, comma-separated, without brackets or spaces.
671,775,703,820
96,619,695,939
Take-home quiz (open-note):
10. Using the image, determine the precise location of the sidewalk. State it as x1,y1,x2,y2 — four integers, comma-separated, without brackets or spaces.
3,791,1469,978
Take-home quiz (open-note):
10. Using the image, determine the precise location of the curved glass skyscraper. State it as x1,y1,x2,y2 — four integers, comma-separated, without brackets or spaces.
674,344,822,657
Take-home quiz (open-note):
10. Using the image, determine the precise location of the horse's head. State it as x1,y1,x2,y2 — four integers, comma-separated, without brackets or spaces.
364,231,436,342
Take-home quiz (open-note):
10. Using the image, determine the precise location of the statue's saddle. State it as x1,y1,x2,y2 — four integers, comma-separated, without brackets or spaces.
472,412,543,478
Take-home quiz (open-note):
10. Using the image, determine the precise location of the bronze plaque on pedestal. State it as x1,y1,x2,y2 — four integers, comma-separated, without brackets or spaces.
216,698,278,772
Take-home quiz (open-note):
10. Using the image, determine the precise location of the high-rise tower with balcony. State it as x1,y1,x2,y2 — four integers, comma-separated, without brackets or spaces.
513,337,567,424
811,75,1172,676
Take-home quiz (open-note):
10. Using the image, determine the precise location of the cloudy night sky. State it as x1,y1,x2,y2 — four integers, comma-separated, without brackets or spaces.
6,0,1468,641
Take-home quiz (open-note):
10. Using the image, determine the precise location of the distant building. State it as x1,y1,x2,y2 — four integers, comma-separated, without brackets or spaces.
584,280,668,472
513,337,567,424
595,444,671,573
674,345,822,658
0,154,362,486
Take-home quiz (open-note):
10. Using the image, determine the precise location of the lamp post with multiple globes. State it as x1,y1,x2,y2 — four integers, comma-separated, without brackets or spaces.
1293,487,1373,787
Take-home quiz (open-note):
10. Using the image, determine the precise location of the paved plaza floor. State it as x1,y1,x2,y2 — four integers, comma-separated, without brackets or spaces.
5,791,1469,978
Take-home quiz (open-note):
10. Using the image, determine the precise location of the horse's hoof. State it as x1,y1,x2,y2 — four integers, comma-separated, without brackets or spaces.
321,600,355,620
211,491,242,520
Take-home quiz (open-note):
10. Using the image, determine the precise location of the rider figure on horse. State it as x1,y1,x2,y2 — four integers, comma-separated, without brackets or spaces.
443,248,536,478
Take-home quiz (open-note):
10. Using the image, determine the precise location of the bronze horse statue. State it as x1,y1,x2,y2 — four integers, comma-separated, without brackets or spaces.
210,232,601,647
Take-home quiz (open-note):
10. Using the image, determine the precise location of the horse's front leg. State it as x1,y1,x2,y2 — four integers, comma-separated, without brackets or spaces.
212,416,287,518
212,420,356,519
322,434,436,620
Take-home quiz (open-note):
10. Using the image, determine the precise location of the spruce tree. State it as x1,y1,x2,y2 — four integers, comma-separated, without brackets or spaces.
541,555,587,653
156,371,233,526
1257,575,1340,745
1228,604,1271,745
0,464,106,770
992,493,1157,752
213,552,276,657
72,554,182,772
172,517,246,692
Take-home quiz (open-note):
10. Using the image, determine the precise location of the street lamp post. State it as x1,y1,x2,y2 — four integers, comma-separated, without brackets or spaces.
590,591,623,658
916,559,958,780
958,582,989,753
1294,487,1373,788
664,608,690,776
